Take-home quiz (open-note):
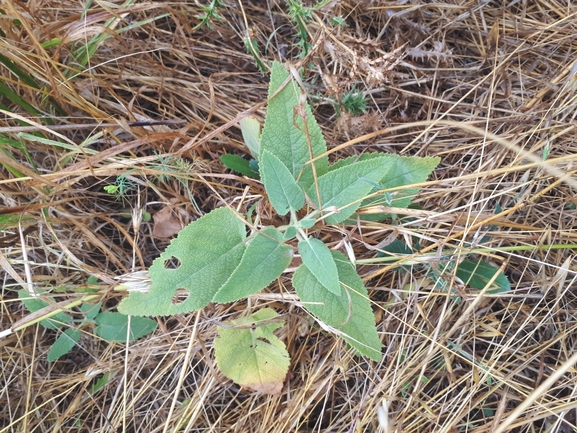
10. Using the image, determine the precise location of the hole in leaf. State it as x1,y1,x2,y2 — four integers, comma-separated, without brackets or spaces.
164,256,181,269
172,288,189,304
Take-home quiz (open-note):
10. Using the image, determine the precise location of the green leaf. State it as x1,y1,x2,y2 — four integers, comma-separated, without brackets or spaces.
89,371,116,394
94,312,157,342
260,150,305,215
293,251,382,361
456,259,510,294
240,115,261,158
214,308,290,395
213,227,293,303
260,61,328,189
298,237,341,295
360,155,440,221
81,302,101,321
307,155,395,224
47,328,81,362
283,226,297,240
299,217,316,229
118,207,247,316
220,154,260,178
18,289,73,330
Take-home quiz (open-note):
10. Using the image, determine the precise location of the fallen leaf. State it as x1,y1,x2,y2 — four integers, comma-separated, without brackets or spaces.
152,204,183,238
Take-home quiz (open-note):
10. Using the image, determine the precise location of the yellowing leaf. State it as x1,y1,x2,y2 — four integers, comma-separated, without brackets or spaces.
240,115,261,158
214,308,290,395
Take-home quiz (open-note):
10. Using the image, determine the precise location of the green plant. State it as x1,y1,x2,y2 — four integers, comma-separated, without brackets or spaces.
194,0,225,30
341,86,368,115
117,61,440,392
103,173,136,200
18,281,156,362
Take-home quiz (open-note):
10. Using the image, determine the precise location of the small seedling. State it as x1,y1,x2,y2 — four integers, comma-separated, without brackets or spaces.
18,281,156,362
194,0,225,30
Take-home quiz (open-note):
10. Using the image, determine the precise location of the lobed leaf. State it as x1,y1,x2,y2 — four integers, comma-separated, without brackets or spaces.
260,61,328,189
293,250,382,361
118,207,247,316
214,308,290,395
260,150,305,215
213,227,293,303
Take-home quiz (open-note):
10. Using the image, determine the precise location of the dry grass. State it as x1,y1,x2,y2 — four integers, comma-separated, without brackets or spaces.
1,1,577,432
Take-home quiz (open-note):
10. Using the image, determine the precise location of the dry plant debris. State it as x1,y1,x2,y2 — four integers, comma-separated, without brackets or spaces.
1,1,577,432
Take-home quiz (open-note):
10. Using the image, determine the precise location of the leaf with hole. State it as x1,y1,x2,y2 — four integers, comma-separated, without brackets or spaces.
213,227,293,303
298,237,341,295
214,308,290,395
94,312,157,342
307,155,394,224
260,61,328,189
293,251,382,361
260,150,305,215
118,207,247,316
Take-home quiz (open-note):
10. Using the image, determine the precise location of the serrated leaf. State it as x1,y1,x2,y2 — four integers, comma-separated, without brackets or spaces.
221,154,260,178
298,237,341,295
456,259,510,294
18,289,73,330
240,115,261,158
307,155,394,224
48,328,81,362
118,207,247,316
293,251,382,361
213,227,293,303
94,312,157,342
260,61,328,189
360,155,440,221
214,308,290,395
260,150,305,215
